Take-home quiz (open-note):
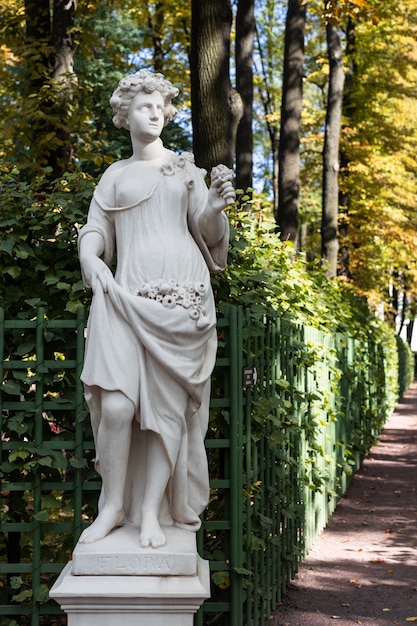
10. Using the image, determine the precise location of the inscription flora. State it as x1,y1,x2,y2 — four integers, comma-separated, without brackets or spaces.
97,554,174,574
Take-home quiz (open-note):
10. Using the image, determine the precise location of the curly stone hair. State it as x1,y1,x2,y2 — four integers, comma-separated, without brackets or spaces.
109,70,179,131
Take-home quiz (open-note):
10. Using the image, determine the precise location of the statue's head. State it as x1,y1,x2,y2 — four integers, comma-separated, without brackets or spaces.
110,70,179,131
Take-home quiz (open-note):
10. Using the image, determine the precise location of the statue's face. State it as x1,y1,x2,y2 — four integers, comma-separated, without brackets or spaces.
127,90,165,142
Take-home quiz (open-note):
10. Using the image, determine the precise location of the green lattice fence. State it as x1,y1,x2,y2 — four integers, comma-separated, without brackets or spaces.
1,306,399,626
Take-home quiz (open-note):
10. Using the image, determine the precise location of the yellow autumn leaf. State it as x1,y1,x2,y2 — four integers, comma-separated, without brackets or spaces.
406,619,417,622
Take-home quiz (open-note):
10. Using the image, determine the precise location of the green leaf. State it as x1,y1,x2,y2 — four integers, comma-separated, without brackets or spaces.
2,380,22,395
14,340,36,356
33,510,50,522
6,414,29,436
24,298,45,307
0,239,15,255
276,378,290,390
41,494,61,509
44,275,60,285
65,300,84,314
3,265,21,279
34,584,50,603
9,449,30,463
37,456,54,468
12,589,33,603
10,576,23,590
70,457,88,469
234,567,253,576
212,571,230,589
258,513,273,528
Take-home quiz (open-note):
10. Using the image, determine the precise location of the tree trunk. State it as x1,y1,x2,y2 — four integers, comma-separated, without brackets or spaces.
321,17,345,277
147,1,164,72
24,0,77,178
24,0,51,116
338,16,355,278
235,0,255,193
190,0,242,171
277,0,307,245
51,0,77,176
272,129,279,219
52,0,76,85
407,300,415,345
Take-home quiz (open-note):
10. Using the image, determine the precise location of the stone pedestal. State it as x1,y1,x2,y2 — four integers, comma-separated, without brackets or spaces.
72,524,198,576
50,525,210,626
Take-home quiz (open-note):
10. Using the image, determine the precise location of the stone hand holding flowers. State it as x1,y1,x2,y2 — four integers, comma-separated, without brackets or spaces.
209,164,235,209
199,164,234,249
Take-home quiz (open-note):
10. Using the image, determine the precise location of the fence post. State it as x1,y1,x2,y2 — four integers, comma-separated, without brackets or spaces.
228,305,244,626
73,307,86,543
29,308,45,625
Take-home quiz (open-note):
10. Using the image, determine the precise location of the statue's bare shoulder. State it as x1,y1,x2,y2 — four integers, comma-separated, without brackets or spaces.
95,159,129,207
97,149,176,208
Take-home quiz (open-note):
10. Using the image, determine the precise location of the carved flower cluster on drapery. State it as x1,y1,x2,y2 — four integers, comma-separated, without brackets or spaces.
137,279,210,329
161,152,197,189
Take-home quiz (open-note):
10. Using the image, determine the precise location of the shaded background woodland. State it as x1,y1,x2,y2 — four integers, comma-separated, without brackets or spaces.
1,0,417,339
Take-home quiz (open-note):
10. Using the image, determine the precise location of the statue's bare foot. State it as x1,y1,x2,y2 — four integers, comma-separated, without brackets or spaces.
79,506,125,544
140,512,166,549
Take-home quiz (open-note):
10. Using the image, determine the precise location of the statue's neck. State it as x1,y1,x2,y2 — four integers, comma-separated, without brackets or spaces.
130,137,166,162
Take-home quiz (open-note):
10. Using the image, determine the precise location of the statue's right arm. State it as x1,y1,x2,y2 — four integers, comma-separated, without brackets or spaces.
79,232,113,292
79,166,117,292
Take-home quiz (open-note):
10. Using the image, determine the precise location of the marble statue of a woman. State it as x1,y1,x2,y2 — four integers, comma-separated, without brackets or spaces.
78,70,234,549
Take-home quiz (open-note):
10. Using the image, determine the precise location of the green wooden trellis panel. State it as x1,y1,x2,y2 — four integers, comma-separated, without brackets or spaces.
0,307,101,626
195,305,244,626
0,305,396,626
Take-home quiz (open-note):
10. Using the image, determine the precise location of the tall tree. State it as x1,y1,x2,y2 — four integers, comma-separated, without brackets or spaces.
190,0,242,171
254,0,286,215
235,0,255,192
24,0,77,178
321,13,345,277
277,0,307,244
338,15,355,278
339,0,417,305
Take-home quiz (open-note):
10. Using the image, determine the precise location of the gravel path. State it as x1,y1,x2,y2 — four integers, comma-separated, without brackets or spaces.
271,381,417,626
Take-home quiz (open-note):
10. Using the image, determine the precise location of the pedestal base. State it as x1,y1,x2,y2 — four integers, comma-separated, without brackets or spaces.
50,557,210,626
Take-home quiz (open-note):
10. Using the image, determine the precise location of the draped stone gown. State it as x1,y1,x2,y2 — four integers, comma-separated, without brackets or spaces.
79,152,229,532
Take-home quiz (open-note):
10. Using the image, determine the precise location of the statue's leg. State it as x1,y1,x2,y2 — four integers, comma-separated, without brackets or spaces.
79,389,135,544
139,430,172,549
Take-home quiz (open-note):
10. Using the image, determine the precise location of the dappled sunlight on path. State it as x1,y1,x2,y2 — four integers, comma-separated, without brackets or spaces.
272,382,417,626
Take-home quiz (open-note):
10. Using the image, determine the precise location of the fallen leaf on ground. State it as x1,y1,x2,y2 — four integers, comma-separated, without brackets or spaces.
406,618,417,622
386,568,393,573
371,558,385,563
382,608,391,611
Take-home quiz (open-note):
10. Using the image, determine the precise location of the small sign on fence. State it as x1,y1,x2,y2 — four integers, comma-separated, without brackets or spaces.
242,366,258,389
